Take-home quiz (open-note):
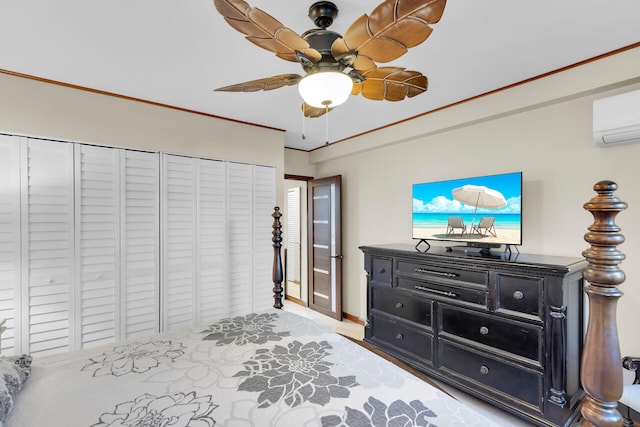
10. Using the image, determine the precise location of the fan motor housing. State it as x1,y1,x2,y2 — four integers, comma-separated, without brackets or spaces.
300,29,345,73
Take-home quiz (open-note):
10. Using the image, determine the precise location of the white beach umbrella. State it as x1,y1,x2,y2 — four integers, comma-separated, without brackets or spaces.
452,184,507,227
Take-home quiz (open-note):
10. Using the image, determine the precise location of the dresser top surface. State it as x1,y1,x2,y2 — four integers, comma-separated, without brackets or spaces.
359,243,587,271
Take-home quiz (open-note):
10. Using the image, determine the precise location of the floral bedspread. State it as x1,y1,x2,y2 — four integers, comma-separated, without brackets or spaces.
7,310,500,426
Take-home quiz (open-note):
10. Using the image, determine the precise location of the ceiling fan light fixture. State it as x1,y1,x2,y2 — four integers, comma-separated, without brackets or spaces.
298,71,353,109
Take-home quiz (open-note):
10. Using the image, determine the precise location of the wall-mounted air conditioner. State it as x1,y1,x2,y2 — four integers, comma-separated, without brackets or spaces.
593,89,640,147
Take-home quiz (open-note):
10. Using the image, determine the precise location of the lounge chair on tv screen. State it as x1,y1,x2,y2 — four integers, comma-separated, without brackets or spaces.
472,217,497,237
446,217,466,236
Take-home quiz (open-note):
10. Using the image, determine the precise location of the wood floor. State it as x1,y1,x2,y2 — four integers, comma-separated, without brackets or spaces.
283,300,363,340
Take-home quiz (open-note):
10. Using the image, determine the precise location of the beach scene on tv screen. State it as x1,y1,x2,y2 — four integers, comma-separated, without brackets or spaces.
412,172,522,245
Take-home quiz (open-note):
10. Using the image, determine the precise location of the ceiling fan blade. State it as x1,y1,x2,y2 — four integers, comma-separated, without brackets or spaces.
214,0,322,63
215,74,302,92
302,103,332,118
352,67,427,101
332,0,446,71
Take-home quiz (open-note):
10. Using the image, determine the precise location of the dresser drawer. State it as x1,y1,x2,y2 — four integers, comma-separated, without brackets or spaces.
440,305,542,362
397,277,487,306
396,259,488,287
440,341,543,411
496,273,542,319
368,315,433,363
371,287,433,328
369,256,392,287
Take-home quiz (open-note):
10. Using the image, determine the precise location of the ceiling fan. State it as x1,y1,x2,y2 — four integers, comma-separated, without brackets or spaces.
213,0,447,118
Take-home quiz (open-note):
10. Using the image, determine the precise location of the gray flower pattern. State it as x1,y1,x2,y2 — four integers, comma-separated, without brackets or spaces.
234,340,359,408
92,391,217,427
321,396,439,427
201,312,290,345
0,391,11,421
82,340,186,377
0,357,30,422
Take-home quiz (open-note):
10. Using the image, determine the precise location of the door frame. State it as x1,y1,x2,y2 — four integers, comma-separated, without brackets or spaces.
284,174,313,306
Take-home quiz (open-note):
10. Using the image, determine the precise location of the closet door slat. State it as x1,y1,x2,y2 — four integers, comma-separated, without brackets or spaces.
226,162,253,316
24,139,75,356
0,135,21,355
121,150,160,338
198,159,227,323
162,155,197,331
253,166,276,311
75,144,120,349
252,165,277,312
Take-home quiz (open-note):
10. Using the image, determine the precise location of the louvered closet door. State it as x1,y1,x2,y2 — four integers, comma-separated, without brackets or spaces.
0,135,21,355
197,159,227,323
252,165,276,311
75,144,120,349
121,150,160,338
162,154,197,331
226,162,254,316
23,139,75,356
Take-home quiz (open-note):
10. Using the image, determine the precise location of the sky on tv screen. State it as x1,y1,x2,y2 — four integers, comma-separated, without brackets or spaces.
412,172,521,216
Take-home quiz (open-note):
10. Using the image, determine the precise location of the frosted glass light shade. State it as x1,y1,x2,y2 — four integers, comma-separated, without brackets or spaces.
298,71,353,108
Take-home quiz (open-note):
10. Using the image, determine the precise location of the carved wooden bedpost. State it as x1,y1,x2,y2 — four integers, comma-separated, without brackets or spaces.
272,206,284,309
581,181,627,427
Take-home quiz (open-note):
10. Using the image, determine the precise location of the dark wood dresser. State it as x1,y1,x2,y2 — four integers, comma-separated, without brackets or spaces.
360,244,587,427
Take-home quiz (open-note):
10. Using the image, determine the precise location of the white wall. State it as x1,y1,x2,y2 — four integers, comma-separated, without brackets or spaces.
308,47,640,357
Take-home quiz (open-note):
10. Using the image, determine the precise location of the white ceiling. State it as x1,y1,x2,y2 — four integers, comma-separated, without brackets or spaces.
1,0,639,151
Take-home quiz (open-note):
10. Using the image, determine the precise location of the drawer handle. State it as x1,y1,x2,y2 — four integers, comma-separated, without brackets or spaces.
414,268,457,278
479,326,489,335
513,290,524,300
414,285,457,298
395,302,404,309
378,268,386,274
480,365,490,375
395,333,404,341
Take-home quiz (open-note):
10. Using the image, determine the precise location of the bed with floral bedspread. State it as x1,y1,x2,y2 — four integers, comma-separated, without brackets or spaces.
5,309,500,426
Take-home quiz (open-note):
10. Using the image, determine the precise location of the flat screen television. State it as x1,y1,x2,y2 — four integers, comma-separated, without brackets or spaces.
412,171,522,250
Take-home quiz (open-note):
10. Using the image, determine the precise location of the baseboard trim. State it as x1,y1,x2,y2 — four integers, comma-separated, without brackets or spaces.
284,295,304,306
343,312,365,326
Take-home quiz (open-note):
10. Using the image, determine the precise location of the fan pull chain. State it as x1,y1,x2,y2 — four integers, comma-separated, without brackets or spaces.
324,105,329,146
301,108,306,140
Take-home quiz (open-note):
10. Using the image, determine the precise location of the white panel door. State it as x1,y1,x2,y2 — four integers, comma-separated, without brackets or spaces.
22,138,75,356
253,165,276,311
75,144,120,349
0,135,21,355
161,154,197,331
197,159,227,322
226,162,253,316
121,150,160,338
286,187,301,285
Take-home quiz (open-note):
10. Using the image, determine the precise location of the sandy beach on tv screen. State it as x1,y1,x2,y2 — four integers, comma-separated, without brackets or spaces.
413,226,521,245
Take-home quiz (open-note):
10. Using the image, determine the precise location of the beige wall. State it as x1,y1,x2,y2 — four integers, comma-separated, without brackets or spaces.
284,148,315,177
0,72,286,201
308,47,640,357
